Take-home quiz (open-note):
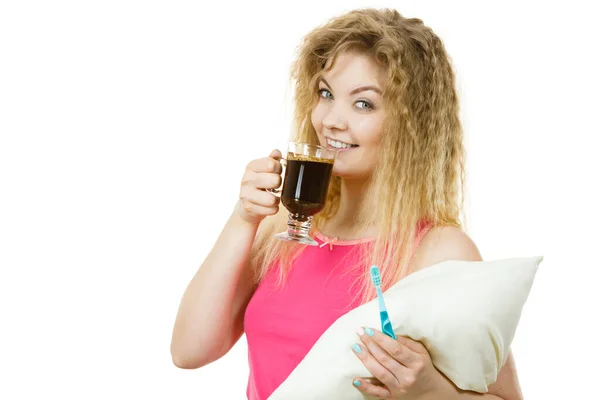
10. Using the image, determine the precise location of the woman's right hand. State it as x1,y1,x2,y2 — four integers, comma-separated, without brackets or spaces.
235,149,284,225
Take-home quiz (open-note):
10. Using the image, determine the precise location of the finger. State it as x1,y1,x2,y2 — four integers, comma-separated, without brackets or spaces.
253,172,282,191
352,377,392,398
244,189,280,208
247,150,283,174
267,149,284,174
241,170,280,191
239,199,279,217
269,149,282,161
357,327,409,383
363,377,386,387
396,335,428,355
351,342,399,389
362,328,419,369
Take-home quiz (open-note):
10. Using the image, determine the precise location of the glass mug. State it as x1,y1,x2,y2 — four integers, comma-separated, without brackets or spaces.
269,142,338,246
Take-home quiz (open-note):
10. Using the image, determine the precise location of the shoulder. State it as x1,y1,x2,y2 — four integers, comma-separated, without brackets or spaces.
409,225,483,274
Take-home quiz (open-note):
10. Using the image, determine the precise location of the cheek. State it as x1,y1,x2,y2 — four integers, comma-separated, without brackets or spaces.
311,104,325,133
354,116,383,146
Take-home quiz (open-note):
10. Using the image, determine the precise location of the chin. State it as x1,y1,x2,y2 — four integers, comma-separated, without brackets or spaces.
331,164,370,180
331,165,348,178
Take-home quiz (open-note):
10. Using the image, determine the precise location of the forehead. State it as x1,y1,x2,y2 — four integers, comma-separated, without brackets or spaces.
323,51,385,87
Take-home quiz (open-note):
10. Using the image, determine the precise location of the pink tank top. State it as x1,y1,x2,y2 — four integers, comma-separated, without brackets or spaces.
243,221,433,400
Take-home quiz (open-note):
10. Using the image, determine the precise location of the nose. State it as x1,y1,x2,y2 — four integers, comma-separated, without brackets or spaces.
321,102,348,132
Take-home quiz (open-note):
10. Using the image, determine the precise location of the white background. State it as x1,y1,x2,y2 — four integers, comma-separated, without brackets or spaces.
1,1,598,399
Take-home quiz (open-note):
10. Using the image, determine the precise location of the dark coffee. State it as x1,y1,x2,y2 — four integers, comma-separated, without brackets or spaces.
281,153,334,218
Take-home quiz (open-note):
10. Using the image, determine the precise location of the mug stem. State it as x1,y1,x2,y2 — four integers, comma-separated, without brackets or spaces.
287,213,312,235
273,214,318,246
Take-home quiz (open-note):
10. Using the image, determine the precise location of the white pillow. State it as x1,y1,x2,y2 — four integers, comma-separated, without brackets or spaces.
268,256,542,400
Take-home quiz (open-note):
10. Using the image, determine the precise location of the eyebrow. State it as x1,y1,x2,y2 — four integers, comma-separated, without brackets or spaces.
320,78,382,96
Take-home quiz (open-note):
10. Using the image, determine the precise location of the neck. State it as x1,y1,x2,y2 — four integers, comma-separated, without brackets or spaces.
320,178,376,239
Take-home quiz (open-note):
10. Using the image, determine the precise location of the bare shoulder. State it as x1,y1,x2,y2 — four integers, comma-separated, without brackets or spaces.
409,226,483,273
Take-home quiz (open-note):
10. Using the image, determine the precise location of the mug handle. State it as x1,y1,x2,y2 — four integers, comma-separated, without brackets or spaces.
266,158,287,197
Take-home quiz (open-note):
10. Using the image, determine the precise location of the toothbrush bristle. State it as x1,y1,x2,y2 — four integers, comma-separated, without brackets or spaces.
370,265,382,286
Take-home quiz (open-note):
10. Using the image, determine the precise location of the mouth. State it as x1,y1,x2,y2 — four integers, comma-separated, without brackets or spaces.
325,137,359,150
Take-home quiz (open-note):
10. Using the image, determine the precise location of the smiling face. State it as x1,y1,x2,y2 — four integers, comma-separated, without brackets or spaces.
311,51,386,180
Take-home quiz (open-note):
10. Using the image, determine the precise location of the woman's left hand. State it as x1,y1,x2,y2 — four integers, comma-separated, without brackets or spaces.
351,327,447,399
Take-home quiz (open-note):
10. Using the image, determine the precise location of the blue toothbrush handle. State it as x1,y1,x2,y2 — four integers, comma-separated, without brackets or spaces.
380,310,397,340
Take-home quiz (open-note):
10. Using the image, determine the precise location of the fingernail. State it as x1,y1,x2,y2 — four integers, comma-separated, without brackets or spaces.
365,327,374,337
353,380,361,387
356,327,365,336
352,343,362,353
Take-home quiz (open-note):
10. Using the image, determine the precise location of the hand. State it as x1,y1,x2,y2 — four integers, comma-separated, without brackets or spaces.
235,149,284,225
351,327,447,399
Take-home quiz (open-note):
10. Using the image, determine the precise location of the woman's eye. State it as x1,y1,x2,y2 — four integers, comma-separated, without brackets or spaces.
318,88,333,99
317,89,373,110
356,100,373,110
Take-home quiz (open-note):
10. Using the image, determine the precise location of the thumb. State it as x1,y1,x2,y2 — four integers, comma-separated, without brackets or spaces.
269,149,283,160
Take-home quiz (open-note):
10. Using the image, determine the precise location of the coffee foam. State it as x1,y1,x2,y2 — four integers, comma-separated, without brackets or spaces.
287,152,334,164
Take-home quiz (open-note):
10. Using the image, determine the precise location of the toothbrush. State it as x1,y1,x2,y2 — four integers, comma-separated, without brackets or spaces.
370,265,397,340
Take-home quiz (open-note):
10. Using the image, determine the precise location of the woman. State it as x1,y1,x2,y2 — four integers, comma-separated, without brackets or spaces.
171,8,523,400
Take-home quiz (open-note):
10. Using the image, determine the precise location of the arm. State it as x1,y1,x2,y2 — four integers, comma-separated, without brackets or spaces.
436,351,522,399
170,150,283,369
170,208,259,369
410,226,524,400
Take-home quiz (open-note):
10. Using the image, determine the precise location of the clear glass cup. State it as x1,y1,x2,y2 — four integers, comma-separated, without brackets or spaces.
271,142,337,246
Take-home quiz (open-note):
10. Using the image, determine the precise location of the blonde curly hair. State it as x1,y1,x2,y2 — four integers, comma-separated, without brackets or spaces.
250,8,467,305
